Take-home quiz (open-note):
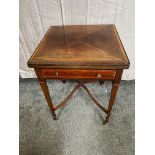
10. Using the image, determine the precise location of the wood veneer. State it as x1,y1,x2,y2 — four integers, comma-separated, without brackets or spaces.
27,25,130,125
41,69,116,80
28,25,129,69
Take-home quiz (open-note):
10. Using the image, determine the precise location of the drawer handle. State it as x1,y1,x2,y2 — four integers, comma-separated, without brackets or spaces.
97,73,102,78
56,72,59,76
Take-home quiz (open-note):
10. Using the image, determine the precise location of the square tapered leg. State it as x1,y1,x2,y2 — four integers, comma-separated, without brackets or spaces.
103,70,123,125
35,69,56,120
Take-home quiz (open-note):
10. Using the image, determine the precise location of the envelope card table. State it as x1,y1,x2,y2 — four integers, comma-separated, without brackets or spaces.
27,25,130,124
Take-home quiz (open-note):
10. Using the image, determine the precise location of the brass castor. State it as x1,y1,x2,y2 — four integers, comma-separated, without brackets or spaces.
103,118,109,125
52,115,57,120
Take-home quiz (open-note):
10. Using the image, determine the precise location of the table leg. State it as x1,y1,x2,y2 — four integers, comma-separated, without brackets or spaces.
99,80,105,86
103,70,123,125
62,80,66,84
35,69,57,120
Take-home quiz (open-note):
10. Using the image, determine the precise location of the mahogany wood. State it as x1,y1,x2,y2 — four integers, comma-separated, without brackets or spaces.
34,69,56,120
41,69,116,80
28,25,130,69
82,83,108,114
27,25,130,124
103,69,123,124
54,84,81,111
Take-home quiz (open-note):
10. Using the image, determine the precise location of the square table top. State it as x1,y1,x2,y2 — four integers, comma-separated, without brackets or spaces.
28,25,130,69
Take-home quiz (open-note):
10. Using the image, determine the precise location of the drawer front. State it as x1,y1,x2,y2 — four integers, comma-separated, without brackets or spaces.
41,69,116,80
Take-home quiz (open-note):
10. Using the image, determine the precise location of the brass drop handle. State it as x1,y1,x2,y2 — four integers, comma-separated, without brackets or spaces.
56,72,59,76
97,73,102,78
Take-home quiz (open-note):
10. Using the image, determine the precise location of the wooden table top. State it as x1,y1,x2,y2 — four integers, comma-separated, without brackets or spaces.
28,25,130,69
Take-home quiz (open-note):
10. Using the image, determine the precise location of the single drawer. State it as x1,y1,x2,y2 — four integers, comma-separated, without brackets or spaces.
41,69,116,80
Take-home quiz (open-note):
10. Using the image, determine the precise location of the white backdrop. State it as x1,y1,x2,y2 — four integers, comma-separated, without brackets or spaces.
19,0,134,80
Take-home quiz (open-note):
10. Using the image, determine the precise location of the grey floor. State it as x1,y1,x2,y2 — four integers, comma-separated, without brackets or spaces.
19,79,135,155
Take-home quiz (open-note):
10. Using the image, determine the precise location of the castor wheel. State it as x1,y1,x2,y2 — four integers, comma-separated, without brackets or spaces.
52,115,57,120
103,118,109,125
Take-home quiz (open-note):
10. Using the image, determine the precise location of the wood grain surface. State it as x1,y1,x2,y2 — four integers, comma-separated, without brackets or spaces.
27,25,130,69
41,69,116,80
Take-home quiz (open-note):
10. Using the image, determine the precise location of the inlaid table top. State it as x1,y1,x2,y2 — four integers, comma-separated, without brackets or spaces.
27,24,130,124
28,25,130,69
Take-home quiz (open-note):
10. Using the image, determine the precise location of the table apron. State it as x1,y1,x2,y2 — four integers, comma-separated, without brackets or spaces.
40,69,116,80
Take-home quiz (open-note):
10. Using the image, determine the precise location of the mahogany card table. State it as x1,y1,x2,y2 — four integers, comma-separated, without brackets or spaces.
27,25,130,124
